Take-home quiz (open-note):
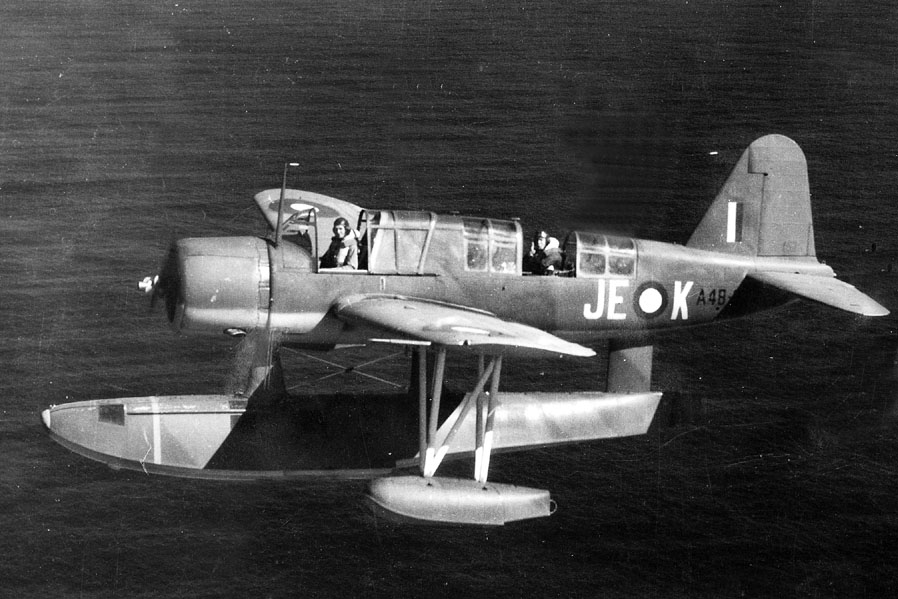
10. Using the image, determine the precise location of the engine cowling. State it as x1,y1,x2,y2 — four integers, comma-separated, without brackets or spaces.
158,237,271,335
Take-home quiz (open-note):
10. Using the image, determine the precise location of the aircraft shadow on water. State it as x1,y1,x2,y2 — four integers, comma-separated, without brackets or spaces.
42,134,888,525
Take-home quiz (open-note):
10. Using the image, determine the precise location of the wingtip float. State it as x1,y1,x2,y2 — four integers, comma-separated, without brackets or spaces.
44,134,888,525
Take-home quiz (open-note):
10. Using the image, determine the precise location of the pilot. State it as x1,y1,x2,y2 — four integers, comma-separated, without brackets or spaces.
525,229,563,275
320,217,358,270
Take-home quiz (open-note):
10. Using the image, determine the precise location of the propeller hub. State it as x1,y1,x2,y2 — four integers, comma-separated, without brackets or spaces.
138,275,158,294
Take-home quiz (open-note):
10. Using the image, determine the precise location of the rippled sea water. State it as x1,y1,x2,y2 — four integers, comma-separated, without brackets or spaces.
2,1,897,597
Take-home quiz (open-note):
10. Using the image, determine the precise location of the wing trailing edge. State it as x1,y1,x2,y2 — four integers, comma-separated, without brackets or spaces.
334,295,596,357
747,271,888,316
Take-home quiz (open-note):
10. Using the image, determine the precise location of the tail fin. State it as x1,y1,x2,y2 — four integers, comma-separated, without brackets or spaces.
688,135,888,316
687,134,815,257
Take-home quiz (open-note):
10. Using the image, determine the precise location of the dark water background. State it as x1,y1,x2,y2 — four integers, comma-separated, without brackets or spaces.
2,1,898,597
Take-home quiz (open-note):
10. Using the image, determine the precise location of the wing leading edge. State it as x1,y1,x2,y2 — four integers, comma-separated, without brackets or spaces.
748,271,888,316
334,295,596,358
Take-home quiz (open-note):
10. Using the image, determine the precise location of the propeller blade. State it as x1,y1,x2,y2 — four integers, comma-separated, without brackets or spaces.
141,242,182,320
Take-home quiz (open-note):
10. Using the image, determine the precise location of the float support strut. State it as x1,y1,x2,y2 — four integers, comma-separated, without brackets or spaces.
475,355,502,484
417,350,504,480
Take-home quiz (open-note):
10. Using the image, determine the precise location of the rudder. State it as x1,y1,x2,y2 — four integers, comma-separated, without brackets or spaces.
687,134,815,258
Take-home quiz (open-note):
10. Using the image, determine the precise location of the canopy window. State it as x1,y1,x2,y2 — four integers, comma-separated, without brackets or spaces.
364,210,437,275
462,218,521,274
564,232,636,278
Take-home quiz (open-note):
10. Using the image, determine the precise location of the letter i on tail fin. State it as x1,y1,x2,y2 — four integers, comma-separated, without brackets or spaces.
687,134,814,258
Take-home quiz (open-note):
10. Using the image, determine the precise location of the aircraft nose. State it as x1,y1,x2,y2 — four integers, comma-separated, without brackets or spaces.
41,408,51,430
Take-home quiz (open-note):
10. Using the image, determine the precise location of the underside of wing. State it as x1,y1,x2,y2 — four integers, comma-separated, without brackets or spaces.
334,295,596,357
748,271,888,316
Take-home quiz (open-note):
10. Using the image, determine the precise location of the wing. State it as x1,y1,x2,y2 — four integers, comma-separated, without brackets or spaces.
254,188,364,252
334,295,596,358
254,188,364,230
748,271,888,316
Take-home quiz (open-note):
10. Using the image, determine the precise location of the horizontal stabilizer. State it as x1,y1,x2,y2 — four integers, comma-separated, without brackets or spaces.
748,271,888,316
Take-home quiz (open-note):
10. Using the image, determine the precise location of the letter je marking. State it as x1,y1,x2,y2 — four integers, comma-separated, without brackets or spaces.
583,279,606,320
607,279,629,320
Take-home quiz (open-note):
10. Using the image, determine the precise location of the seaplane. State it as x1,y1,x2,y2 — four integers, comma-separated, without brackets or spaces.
42,134,888,525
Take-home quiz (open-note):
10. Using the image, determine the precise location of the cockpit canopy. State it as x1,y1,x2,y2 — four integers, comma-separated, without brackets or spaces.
312,210,640,279
355,212,637,278
257,189,639,279
360,210,522,275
